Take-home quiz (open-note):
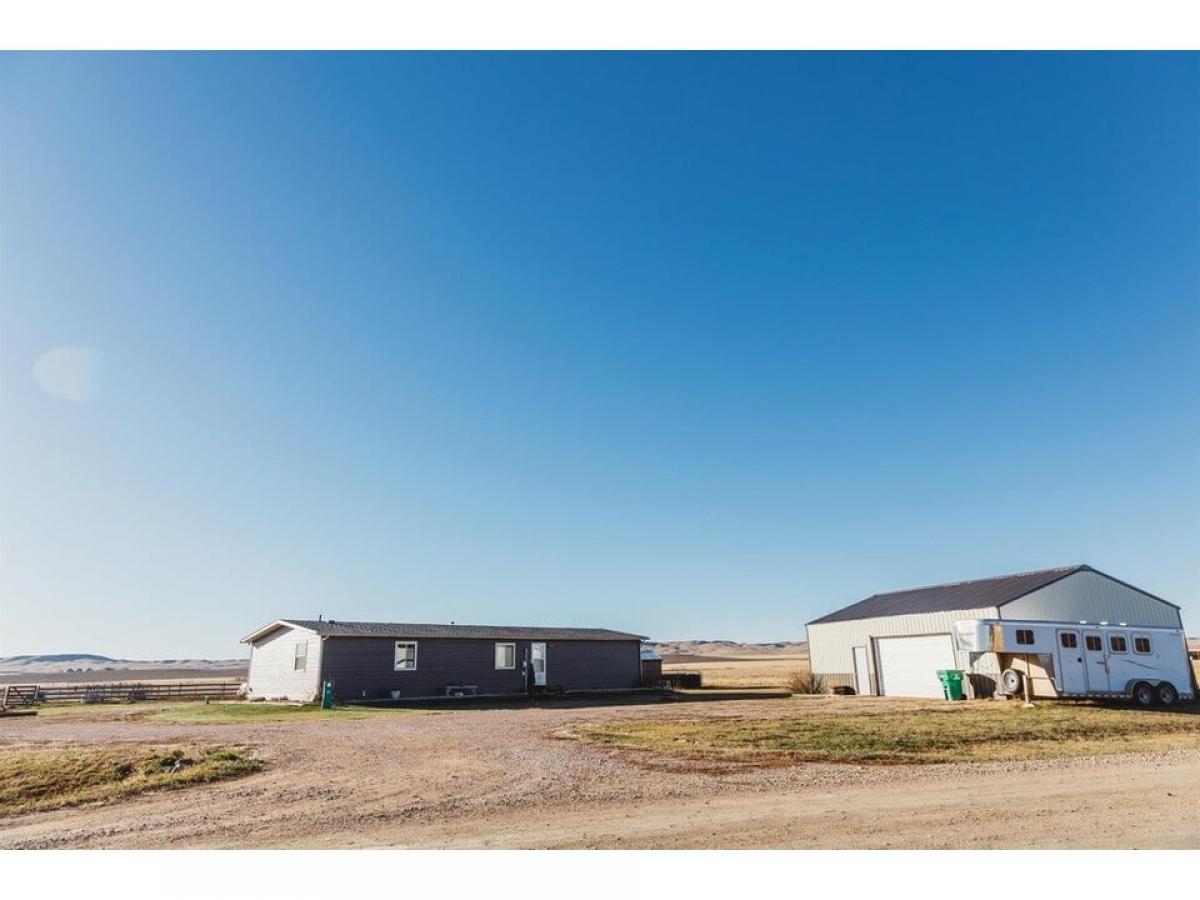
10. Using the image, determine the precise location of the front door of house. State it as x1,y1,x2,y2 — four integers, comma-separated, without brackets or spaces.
1055,629,1087,695
1082,631,1108,692
531,642,547,687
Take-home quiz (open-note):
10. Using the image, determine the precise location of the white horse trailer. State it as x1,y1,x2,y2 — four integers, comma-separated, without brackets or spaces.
954,618,1195,707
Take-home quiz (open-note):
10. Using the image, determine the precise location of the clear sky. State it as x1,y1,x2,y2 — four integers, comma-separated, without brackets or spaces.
1,52,1197,659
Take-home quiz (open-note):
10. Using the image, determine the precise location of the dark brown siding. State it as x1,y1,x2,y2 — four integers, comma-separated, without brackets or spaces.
320,636,641,700
641,659,663,683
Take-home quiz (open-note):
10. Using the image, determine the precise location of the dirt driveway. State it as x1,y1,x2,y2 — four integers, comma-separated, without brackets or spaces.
2,696,1198,849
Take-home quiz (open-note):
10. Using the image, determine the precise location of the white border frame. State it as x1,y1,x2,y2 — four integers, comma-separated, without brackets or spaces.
2,2,1198,50
394,640,418,672
494,641,517,670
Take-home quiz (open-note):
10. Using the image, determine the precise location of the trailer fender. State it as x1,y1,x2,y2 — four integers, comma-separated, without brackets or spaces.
1123,678,1166,695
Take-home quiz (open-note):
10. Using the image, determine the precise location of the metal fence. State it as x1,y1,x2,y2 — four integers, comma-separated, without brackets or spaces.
1,680,243,707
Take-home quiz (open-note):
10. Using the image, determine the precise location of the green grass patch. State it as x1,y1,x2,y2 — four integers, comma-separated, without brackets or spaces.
147,702,399,723
31,701,432,723
573,702,1200,767
0,744,262,817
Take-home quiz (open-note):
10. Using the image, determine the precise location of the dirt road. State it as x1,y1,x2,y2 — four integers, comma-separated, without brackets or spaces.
2,698,1197,849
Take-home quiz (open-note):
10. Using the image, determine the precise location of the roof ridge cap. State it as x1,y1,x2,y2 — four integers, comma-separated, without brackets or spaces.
871,564,1084,598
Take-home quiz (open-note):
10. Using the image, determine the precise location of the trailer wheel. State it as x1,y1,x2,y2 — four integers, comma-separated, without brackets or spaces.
1000,668,1023,696
1132,682,1156,707
1157,683,1178,707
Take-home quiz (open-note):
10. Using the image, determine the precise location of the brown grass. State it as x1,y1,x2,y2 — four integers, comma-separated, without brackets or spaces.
574,701,1200,768
0,744,262,817
786,670,827,694
663,654,810,689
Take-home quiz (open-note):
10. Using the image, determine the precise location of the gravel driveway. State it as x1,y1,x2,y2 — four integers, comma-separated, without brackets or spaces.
2,697,1198,849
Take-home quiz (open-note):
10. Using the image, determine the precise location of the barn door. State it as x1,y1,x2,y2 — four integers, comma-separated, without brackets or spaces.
853,646,871,695
875,634,956,698
531,642,547,687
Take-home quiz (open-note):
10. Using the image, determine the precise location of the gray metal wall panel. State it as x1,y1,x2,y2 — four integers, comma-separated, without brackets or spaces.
1000,570,1182,628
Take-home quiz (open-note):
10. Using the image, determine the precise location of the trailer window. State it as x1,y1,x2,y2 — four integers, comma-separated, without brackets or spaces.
1059,633,1078,649
1133,636,1151,655
293,642,307,672
1109,635,1127,654
1085,635,1102,652
494,642,516,669
394,641,418,671
1015,629,1034,645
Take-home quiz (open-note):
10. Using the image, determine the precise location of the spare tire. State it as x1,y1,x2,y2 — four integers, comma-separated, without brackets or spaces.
1000,668,1024,696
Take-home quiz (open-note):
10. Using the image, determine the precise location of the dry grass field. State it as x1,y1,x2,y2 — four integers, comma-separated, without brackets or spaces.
662,648,810,689
574,701,1200,766
0,670,247,685
0,744,260,817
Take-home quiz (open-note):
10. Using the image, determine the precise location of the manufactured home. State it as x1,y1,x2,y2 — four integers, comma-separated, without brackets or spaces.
242,619,646,702
807,565,1188,700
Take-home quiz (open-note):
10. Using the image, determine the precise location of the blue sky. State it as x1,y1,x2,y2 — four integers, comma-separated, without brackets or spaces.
1,52,1197,658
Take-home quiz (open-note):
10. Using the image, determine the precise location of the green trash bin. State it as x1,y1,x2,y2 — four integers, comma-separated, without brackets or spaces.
937,669,965,701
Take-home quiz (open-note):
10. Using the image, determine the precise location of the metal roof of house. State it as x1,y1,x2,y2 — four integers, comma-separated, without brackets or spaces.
243,619,647,643
808,565,1101,625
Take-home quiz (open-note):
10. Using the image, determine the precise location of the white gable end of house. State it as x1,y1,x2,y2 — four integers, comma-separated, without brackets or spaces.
246,623,323,702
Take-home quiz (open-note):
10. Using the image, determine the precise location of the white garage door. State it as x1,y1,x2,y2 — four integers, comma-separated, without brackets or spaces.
876,634,957,698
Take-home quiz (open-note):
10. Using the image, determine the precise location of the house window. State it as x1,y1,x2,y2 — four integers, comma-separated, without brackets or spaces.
1133,636,1152,655
495,642,516,670
293,642,307,672
1015,629,1034,645
394,641,418,671
1085,635,1102,652
1060,633,1078,649
1109,635,1127,654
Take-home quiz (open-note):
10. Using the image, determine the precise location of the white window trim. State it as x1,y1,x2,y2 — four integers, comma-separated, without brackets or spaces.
495,642,516,670
294,641,308,672
1132,634,1152,655
394,641,418,671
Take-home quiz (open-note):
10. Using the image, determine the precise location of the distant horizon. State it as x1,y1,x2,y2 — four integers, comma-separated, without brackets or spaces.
3,52,1198,658
7,630,1200,664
